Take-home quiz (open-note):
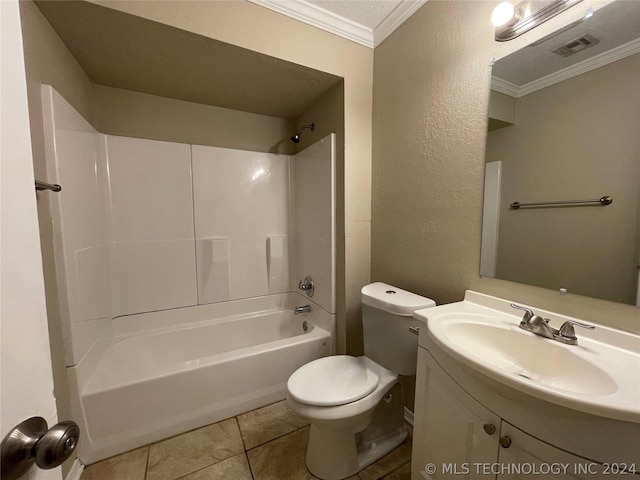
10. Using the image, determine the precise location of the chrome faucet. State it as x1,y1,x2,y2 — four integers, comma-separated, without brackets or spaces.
298,276,314,297
554,320,596,345
511,304,555,339
294,305,311,315
510,304,595,345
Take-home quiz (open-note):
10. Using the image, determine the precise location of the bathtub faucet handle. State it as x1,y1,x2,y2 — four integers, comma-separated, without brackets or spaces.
298,276,314,297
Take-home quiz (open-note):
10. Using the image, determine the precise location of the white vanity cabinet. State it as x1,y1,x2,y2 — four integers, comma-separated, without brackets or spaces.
496,423,605,479
412,348,622,480
412,348,500,479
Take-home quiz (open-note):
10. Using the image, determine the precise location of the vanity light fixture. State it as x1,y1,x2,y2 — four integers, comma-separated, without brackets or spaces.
491,1,518,27
493,0,583,41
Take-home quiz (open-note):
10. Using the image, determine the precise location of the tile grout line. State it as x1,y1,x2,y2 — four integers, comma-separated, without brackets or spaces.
236,412,255,479
244,423,310,452
239,415,310,479
143,446,150,480
245,450,257,480
144,417,247,480
83,401,411,480
167,452,247,480
234,416,257,480
236,416,249,452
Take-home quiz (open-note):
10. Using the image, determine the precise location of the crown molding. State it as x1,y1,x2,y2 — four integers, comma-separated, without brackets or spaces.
493,37,640,98
491,77,521,97
247,0,427,48
518,37,640,96
374,1,428,46
247,0,374,48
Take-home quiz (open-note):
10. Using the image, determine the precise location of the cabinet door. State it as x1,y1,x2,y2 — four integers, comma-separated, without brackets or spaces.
497,422,609,479
412,349,500,479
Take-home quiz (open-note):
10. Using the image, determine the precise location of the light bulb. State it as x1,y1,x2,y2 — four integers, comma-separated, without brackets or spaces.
491,1,516,27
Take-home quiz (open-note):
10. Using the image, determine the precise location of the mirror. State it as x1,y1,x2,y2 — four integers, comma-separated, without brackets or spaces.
481,0,640,306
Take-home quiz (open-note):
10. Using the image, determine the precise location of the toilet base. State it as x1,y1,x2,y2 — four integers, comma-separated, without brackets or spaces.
357,424,408,471
305,383,407,480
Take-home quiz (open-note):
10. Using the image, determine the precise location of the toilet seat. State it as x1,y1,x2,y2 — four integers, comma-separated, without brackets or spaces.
287,356,379,407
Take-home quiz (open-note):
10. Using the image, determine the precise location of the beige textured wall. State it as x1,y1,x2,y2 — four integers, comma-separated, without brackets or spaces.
373,0,496,305
90,0,374,353
19,1,93,122
373,0,639,332
488,54,640,305
92,85,295,154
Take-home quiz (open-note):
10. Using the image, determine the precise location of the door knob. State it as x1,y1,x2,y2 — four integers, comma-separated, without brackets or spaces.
1,416,80,480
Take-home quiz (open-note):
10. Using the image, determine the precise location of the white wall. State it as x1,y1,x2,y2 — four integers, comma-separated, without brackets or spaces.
0,3,60,479
192,146,291,302
293,134,336,313
41,86,111,366
480,161,502,278
105,136,198,316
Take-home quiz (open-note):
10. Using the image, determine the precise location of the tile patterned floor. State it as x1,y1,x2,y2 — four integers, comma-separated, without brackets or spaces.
81,400,411,480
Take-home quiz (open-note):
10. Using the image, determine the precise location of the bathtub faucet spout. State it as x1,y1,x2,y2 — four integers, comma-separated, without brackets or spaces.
295,305,311,315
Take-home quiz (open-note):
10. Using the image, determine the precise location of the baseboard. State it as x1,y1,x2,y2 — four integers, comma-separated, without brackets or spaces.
404,407,414,427
65,458,84,480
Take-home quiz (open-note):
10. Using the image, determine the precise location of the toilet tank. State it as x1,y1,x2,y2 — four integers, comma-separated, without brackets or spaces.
361,282,435,375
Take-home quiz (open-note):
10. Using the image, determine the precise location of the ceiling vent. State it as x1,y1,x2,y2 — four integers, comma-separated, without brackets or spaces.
552,34,600,57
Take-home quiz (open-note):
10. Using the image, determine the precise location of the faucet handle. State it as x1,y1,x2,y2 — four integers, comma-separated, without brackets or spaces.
510,303,534,322
298,276,314,297
557,320,596,339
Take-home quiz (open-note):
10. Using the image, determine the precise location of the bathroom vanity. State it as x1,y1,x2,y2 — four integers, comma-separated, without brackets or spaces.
410,291,640,480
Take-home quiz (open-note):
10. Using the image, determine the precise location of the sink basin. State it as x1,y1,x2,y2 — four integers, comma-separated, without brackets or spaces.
438,319,617,396
415,297,640,423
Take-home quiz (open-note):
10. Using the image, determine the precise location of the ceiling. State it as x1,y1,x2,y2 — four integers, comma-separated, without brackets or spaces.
492,0,640,96
247,0,426,47
35,1,342,120
35,0,426,119
307,0,403,27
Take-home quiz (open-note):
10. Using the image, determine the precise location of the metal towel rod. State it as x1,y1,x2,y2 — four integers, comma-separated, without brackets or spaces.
510,195,612,209
35,180,62,192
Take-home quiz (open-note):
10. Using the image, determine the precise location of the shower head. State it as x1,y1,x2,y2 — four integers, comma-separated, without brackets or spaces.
291,123,315,143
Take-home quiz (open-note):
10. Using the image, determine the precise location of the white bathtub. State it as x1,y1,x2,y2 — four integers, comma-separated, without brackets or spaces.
68,293,333,464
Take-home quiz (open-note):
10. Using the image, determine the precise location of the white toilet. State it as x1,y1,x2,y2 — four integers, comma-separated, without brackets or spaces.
286,282,435,480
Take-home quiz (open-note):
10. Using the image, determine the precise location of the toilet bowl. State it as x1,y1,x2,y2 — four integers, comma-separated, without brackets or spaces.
286,283,435,480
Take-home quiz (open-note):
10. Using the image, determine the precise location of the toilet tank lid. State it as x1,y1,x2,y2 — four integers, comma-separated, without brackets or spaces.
361,282,435,316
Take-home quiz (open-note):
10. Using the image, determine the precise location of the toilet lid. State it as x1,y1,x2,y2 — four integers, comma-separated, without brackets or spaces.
287,356,379,407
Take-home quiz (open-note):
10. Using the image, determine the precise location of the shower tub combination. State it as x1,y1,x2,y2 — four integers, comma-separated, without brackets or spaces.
68,293,333,464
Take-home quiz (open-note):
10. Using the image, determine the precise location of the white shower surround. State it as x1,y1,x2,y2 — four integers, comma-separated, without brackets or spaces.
41,85,336,366
40,85,337,463
69,293,333,464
